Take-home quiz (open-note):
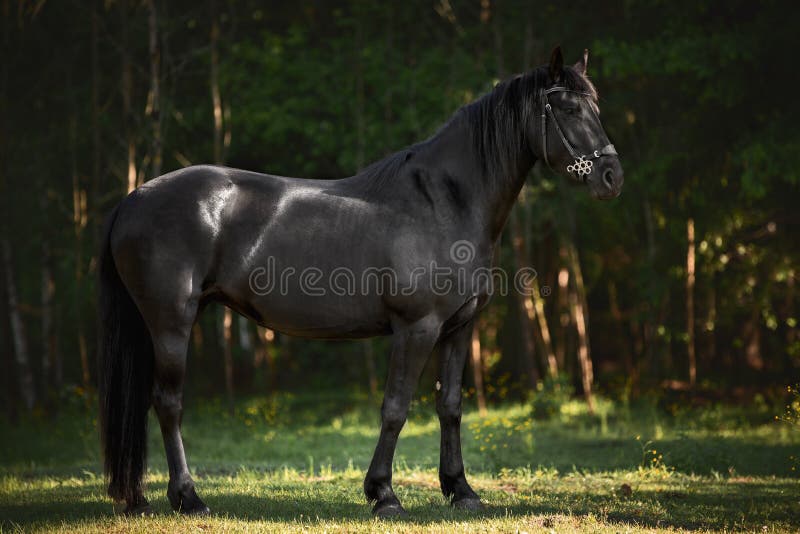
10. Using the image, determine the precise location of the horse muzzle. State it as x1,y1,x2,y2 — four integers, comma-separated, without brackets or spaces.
587,157,624,200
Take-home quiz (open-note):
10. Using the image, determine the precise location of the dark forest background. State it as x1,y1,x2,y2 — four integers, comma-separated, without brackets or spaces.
1,0,798,418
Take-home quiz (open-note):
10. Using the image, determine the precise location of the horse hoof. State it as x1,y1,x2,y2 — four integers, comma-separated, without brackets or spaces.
452,497,483,511
181,504,211,516
122,501,154,517
373,501,408,518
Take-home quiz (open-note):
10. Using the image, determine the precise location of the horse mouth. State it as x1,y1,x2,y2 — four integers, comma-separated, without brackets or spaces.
588,181,621,200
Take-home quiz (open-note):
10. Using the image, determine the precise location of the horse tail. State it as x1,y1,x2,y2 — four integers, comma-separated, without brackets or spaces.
98,202,154,503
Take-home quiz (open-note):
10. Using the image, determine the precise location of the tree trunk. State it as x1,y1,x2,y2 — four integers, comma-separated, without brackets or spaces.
238,316,252,351
192,323,204,359
686,218,696,386
257,326,277,393
512,204,558,380
510,211,540,387
210,0,223,166
146,0,162,180
556,263,569,371
121,0,137,193
363,340,378,401
743,307,764,371
642,196,657,378
608,281,634,383
40,221,56,403
383,3,393,152
566,242,595,413
705,280,717,367
784,275,795,375
531,276,558,378
471,324,487,416
90,0,101,252
0,0,21,418
222,308,234,415
70,114,91,389
2,237,35,411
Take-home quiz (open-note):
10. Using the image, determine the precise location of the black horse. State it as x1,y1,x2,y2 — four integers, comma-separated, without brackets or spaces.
98,47,623,517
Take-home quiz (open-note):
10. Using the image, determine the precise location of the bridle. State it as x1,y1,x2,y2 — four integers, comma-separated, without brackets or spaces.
540,86,617,182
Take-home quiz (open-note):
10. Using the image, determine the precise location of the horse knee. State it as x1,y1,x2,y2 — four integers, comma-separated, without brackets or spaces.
381,399,409,433
437,397,462,424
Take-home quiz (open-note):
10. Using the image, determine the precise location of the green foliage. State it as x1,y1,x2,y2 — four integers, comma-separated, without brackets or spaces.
1,0,798,412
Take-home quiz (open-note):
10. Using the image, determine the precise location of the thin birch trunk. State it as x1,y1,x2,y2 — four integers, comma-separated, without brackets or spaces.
383,3,393,152
70,115,90,388
2,237,35,411
686,218,696,386
121,0,137,193
192,323,204,359
363,340,378,401
608,281,634,381
705,281,716,366
210,0,223,166
222,308,234,415
566,242,595,413
238,317,252,351
258,327,277,393
0,0,28,415
642,196,657,376
531,277,558,378
40,217,56,401
90,0,101,250
146,0,162,180
556,263,569,371
510,211,540,387
471,324,487,416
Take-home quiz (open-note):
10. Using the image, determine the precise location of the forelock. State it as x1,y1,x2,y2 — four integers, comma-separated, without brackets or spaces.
562,66,598,103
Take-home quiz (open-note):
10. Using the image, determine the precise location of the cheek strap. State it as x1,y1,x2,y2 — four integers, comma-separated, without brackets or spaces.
540,87,617,182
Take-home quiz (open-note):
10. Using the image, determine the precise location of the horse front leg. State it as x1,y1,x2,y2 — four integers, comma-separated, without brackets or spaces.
364,315,441,517
436,320,482,509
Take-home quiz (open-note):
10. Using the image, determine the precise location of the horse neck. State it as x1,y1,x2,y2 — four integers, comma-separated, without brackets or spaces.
423,115,535,244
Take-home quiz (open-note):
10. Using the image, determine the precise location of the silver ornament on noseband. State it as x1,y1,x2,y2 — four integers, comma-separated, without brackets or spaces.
567,156,593,177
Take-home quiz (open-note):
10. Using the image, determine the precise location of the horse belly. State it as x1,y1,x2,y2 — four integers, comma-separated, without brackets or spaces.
248,292,392,339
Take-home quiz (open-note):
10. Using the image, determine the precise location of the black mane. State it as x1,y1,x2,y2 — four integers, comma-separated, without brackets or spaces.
349,65,598,194
463,65,598,181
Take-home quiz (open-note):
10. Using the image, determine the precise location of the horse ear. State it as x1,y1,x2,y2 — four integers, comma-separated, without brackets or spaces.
574,48,589,76
548,46,564,82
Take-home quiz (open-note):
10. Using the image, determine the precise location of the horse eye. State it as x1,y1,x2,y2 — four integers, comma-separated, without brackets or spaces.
564,107,578,115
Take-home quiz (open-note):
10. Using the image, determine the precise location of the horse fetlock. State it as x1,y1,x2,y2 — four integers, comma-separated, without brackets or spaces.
122,497,154,517
439,469,478,501
364,475,395,504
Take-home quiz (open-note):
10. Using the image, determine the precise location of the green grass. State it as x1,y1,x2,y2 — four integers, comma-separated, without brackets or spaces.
1,391,798,532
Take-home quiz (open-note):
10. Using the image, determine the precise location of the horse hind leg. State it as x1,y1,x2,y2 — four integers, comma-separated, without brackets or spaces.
146,295,210,515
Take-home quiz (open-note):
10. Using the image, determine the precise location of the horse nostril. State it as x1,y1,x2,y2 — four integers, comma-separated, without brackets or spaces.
602,168,615,189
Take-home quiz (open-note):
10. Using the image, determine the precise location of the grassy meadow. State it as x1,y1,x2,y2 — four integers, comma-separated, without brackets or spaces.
1,391,798,532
